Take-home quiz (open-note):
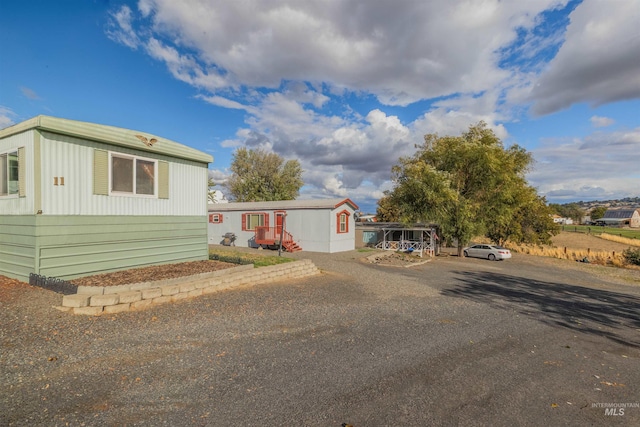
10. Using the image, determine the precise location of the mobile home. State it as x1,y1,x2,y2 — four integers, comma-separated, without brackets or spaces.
0,115,212,281
208,198,359,253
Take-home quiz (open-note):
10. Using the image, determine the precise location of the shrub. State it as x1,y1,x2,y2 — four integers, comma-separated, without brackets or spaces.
209,253,253,265
622,248,640,266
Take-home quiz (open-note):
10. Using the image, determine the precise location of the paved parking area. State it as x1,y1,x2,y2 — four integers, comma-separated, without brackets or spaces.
2,249,640,426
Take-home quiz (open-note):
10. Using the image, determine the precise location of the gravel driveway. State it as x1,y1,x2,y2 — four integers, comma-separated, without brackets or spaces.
2,249,639,426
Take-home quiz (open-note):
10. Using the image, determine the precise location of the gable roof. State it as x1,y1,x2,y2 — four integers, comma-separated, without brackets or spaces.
602,208,640,219
0,115,212,164
208,198,358,212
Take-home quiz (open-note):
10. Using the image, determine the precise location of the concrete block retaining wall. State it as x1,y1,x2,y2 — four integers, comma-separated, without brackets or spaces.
60,260,319,315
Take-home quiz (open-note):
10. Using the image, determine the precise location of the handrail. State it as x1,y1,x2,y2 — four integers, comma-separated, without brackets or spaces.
255,226,294,243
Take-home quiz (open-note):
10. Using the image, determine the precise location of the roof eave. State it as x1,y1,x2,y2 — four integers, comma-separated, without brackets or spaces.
0,115,213,164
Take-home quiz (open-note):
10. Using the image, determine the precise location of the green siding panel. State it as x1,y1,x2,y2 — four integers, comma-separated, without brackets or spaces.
34,215,208,280
0,215,36,281
0,215,208,281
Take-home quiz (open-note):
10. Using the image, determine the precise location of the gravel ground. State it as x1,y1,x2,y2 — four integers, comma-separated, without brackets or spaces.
2,247,640,426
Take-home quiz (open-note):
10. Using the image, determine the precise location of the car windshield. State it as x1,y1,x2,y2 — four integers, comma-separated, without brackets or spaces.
494,246,507,250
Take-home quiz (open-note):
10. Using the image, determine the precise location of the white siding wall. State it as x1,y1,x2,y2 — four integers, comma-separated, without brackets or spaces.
290,209,331,252
40,131,207,216
208,205,357,253
328,207,356,253
0,130,35,215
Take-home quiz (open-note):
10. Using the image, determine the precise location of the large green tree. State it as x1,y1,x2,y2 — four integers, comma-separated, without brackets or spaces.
376,192,401,222
383,122,557,255
226,147,303,202
590,206,607,221
549,202,585,222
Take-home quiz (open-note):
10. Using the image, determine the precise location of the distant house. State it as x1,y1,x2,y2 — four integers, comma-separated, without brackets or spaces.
598,208,640,228
551,214,573,225
0,115,212,282
356,214,378,222
208,198,359,253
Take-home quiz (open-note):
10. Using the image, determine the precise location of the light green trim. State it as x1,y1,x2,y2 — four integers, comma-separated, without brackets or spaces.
93,149,108,195
158,160,169,199
0,115,213,164
18,147,26,197
33,130,42,213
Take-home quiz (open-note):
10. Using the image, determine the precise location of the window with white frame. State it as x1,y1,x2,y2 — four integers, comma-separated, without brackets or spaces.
110,153,156,196
337,210,350,233
0,149,19,197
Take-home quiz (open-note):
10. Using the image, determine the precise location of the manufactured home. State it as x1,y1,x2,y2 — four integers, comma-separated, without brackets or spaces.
208,198,359,253
0,115,212,281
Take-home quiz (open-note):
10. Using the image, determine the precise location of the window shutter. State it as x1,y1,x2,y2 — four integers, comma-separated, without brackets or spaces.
241,213,247,231
93,149,108,195
264,213,270,227
18,147,26,197
158,161,169,199
218,214,223,224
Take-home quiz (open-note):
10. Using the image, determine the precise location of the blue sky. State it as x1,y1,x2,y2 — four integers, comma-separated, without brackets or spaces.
1,0,639,213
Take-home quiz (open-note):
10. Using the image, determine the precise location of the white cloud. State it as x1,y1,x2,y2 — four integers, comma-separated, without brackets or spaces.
196,95,253,112
590,115,614,128
144,38,232,91
104,0,638,206
530,0,640,115
20,86,40,100
528,127,640,202
112,0,565,105
411,88,511,141
106,5,141,49
208,168,230,185
0,106,17,129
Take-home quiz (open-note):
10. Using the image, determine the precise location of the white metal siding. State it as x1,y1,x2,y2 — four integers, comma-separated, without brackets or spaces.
328,207,356,253
0,130,35,215
39,131,207,216
207,205,356,253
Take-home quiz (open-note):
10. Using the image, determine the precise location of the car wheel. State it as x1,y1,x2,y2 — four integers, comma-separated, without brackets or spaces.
463,251,469,257
488,254,496,261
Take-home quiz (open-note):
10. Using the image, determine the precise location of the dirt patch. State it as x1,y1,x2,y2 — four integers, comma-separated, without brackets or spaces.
0,260,238,295
69,260,238,287
365,251,432,267
0,276,34,303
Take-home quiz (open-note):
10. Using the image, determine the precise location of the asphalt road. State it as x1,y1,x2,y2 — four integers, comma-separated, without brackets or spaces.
2,251,640,426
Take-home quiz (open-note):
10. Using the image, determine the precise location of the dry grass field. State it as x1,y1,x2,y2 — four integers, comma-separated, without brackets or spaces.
510,231,639,268
550,232,635,253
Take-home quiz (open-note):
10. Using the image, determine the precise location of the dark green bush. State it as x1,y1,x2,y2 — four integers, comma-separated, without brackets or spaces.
622,248,640,266
209,254,253,265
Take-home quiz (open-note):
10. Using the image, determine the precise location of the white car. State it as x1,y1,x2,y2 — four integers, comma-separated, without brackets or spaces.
463,244,512,261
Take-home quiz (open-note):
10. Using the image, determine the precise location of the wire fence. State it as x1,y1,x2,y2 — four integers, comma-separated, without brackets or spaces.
561,225,640,240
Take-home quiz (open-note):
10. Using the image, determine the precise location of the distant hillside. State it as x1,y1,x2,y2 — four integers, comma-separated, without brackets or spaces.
564,197,640,210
